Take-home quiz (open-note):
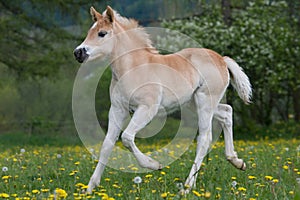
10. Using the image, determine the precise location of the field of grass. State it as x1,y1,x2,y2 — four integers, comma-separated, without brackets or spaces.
0,131,300,200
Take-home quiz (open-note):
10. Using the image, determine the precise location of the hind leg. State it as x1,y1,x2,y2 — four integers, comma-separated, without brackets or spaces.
214,104,246,170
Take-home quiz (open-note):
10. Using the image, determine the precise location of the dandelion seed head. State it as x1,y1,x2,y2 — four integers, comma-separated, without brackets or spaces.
176,182,184,190
20,148,26,153
285,147,289,151
57,154,62,159
231,181,237,188
2,167,8,172
133,176,142,184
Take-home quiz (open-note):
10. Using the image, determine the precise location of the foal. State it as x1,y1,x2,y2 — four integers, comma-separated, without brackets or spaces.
74,6,252,194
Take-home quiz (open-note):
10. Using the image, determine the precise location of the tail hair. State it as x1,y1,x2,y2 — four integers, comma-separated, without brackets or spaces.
223,56,252,104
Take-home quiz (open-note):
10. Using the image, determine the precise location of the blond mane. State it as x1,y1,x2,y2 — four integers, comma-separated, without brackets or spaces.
103,9,158,53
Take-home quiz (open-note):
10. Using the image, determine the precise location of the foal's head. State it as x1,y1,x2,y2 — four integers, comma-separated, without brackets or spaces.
74,6,115,63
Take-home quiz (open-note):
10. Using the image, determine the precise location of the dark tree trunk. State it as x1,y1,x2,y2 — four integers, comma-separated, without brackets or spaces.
221,0,231,26
293,88,300,122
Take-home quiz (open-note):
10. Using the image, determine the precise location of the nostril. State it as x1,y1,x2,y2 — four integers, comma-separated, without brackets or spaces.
73,47,89,63
74,48,82,57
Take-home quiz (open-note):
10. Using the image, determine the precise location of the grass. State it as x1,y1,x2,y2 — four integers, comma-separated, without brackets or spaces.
0,130,300,199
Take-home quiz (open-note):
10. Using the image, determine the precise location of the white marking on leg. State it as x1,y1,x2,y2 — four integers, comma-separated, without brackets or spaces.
214,104,246,170
121,104,162,170
87,106,127,193
184,91,215,192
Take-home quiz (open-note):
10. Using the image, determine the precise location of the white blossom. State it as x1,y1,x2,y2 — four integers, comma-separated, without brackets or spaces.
133,176,142,184
2,166,8,172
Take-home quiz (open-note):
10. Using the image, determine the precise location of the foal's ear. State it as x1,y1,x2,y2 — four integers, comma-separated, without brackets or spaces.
90,6,101,22
105,6,114,23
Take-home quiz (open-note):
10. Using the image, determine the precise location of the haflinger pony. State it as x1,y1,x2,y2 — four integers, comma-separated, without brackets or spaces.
74,6,252,194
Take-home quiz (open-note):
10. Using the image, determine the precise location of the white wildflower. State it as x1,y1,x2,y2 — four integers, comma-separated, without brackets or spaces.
133,176,142,184
2,166,8,172
231,181,237,188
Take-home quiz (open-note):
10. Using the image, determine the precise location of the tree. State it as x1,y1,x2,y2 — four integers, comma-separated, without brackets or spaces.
162,0,300,125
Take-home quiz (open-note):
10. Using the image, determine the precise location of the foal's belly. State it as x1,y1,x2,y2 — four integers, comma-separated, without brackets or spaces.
127,88,194,115
160,89,194,114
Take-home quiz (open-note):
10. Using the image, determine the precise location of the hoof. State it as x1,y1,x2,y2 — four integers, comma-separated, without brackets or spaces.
227,157,246,171
179,189,190,195
239,162,246,171
158,163,163,170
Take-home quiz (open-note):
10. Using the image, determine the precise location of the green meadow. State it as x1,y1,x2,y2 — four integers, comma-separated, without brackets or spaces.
0,127,299,200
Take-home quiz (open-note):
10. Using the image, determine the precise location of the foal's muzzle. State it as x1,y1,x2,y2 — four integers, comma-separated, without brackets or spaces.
74,48,89,63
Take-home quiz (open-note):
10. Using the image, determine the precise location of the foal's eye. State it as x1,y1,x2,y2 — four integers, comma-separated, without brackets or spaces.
98,30,108,37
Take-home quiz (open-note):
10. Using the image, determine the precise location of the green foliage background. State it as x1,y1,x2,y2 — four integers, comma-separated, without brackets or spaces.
0,0,299,137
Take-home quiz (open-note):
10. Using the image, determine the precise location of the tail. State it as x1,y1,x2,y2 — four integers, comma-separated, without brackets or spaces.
223,56,252,104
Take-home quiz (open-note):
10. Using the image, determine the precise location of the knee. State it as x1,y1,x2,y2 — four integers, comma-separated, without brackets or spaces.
222,105,233,126
121,132,134,148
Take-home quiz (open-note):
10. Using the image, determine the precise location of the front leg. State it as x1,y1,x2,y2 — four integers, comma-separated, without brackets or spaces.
87,106,128,193
121,104,162,170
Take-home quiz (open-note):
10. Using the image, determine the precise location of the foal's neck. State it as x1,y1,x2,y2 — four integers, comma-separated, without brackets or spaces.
110,27,157,80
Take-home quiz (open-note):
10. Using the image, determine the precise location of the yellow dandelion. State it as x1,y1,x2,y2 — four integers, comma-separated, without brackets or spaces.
238,187,246,192
216,187,222,191
55,188,68,198
2,175,10,180
161,192,168,198
69,172,75,176
131,167,138,171
174,177,180,181
0,193,10,198
283,165,289,170
248,175,257,180
82,185,88,189
32,189,40,194
192,190,201,197
161,171,166,175
75,183,85,187
73,193,79,197
204,192,211,198
41,189,49,193
265,175,273,181
74,161,80,165
151,190,156,193
289,191,294,195
231,176,237,180
145,174,153,178
272,179,279,184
